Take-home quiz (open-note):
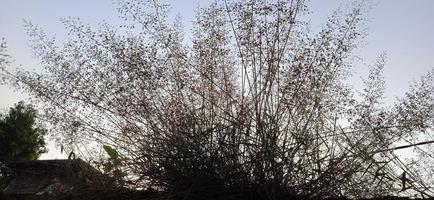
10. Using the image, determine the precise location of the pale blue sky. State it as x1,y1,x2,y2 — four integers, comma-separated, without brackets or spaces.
0,0,433,158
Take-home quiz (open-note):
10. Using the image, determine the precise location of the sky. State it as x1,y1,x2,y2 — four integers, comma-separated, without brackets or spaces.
0,0,433,159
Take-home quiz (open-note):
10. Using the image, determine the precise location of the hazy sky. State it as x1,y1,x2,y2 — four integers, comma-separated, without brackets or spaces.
0,0,433,158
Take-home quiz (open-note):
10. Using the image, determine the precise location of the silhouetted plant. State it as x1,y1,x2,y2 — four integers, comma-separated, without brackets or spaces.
0,38,10,69
1,0,433,199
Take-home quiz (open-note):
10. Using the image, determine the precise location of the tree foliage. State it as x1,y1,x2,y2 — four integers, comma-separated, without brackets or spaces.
1,0,433,198
0,101,47,160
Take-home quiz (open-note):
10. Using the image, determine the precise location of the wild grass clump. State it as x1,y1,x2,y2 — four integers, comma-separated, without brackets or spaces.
1,0,434,199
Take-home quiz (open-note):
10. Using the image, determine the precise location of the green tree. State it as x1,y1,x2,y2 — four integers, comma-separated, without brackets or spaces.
0,101,47,160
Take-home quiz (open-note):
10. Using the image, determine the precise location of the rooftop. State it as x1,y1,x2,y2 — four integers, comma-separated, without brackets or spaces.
1,159,103,196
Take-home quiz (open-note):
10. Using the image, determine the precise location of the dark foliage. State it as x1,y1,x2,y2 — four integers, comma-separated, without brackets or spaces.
0,101,47,161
